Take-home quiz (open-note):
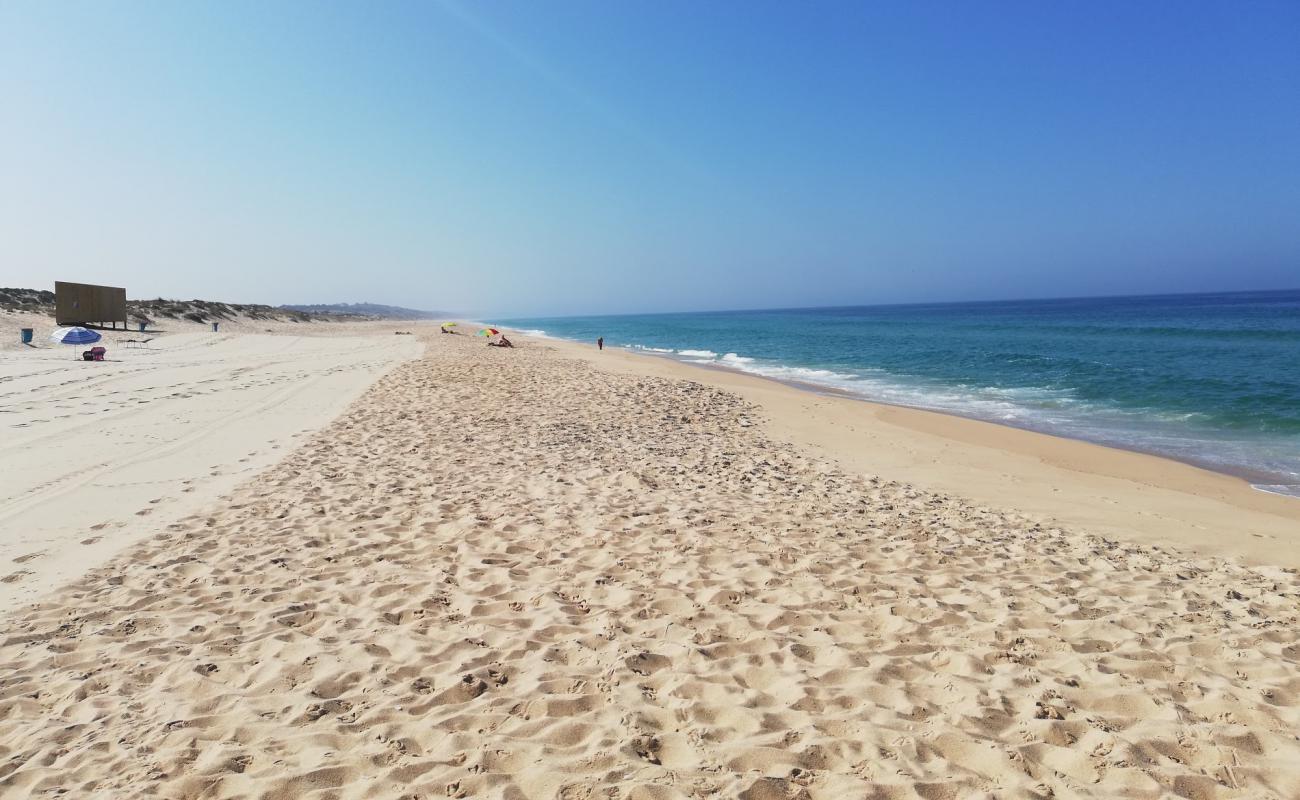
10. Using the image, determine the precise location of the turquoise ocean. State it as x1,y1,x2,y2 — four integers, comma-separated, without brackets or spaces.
501,290,1300,498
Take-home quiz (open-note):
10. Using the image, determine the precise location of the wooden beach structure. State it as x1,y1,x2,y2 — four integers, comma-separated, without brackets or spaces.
55,281,128,328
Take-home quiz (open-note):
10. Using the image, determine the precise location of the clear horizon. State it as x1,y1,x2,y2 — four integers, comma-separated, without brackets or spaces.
500,285,1300,321
2,1,1297,317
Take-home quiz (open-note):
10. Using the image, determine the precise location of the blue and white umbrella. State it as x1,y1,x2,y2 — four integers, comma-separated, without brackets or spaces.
50,326,102,358
50,326,102,344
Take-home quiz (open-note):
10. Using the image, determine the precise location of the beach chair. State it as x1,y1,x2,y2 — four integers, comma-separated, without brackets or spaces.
124,337,155,349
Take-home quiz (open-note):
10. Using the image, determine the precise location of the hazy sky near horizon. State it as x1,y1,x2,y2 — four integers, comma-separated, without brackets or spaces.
2,2,1297,317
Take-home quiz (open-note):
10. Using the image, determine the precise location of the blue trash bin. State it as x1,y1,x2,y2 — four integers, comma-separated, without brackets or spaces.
212,322,219,333
20,328,33,344
138,321,147,332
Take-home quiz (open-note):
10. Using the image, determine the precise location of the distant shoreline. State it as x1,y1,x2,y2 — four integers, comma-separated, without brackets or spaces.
509,326,1300,501
499,290,1300,503
518,330,1300,567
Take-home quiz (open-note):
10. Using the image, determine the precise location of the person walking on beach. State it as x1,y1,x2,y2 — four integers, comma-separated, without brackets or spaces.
597,337,604,351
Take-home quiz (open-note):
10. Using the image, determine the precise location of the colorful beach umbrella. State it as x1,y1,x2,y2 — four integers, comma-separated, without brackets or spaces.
50,326,102,345
477,327,500,337
50,326,102,359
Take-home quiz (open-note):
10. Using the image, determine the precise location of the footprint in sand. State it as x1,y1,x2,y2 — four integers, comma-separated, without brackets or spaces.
1,570,32,584
12,552,45,564
80,537,102,545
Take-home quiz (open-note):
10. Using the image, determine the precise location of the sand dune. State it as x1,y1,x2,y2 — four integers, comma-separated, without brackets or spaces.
1,331,1297,798
0,327,420,610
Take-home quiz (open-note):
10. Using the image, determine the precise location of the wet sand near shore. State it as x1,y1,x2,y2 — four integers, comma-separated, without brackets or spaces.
539,336,1300,569
1,330,1297,799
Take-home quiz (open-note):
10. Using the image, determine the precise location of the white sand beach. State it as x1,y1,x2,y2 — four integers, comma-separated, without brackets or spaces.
5,2,1296,796
0,323,421,610
1,328,1297,799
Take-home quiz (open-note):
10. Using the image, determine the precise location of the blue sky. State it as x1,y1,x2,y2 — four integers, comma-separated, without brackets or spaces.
1,1,1297,316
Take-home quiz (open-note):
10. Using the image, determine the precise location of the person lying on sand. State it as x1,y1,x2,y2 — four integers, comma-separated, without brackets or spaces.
488,335,514,348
